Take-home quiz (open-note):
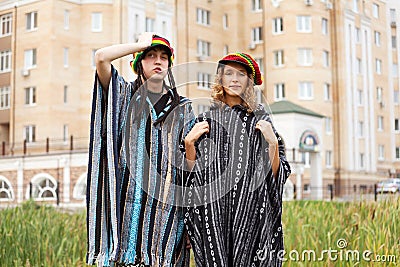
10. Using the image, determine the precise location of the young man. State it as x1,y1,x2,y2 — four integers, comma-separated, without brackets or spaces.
86,33,192,267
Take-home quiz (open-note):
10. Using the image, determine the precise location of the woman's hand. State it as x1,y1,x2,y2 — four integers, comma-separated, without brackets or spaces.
184,121,209,163
255,120,278,145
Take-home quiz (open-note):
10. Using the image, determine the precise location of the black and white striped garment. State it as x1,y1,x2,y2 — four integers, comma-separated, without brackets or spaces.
183,103,291,267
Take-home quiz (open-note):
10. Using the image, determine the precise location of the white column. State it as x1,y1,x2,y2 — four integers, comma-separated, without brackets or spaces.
310,152,323,200
296,165,304,200
61,157,70,203
15,160,23,203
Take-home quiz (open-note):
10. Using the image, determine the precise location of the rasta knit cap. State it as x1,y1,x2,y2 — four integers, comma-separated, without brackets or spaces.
130,35,174,74
218,52,263,85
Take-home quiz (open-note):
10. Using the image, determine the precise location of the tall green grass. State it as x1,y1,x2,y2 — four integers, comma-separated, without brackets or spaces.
1,197,399,266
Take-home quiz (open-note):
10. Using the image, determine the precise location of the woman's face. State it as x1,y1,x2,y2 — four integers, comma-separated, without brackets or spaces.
140,47,170,80
221,62,250,98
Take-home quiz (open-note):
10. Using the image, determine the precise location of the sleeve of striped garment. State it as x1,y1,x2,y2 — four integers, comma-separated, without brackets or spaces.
86,65,134,266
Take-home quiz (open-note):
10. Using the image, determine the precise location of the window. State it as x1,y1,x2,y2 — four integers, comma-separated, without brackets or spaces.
358,121,364,137
223,45,229,56
396,147,400,160
145,17,154,32
0,50,11,72
359,153,364,169
64,85,68,104
63,125,68,142
25,87,36,105
26,11,37,30
64,10,69,30
301,152,310,168
322,18,328,35
299,82,313,100
197,72,211,89
395,118,399,132
161,21,167,36
63,48,69,67
377,116,384,131
326,151,332,168
325,117,332,133
252,0,262,11
322,50,329,67
297,16,311,33
376,59,382,74
197,40,210,57
223,14,228,29
353,0,359,13
251,27,262,43
355,27,361,43
372,3,379,18
30,176,57,200
274,83,285,101
392,36,397,49
357,89,363,105
0,86,10,109
394,90,399,104
324,83,331,101
298,48,313,66
91,12,102,32
374,31,381,46
24,49,37,69
273,17,283,34
255,58,263,73
377,87,383,102
0,178,13,201
91,49,96,68
356,58,362,74
0,13,12,36
197,8,210,26
24,125,36,143
393,63,398,77
378,145,384,160
273,50,284,67
390,8,396,23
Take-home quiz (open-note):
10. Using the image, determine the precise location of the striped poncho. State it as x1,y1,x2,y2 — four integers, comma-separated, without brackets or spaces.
184,103,291,267
86,66,193,266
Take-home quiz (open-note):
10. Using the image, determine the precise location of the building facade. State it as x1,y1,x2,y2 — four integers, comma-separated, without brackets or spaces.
0,0,399,206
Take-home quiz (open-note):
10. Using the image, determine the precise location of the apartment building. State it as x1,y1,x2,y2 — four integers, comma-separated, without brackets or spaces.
0,0,399,206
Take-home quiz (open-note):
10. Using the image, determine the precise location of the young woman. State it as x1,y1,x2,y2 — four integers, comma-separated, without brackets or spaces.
86,33,192,267
184,53,291,266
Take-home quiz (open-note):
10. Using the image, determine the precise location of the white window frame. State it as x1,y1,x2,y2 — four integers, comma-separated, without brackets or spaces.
223,14,228,29
394,90,399,105
196,8,210,26
392,36,397,49
321,18,328,35
251,27,263,43
358,121,364,137
324,83,331,101
377,116,384,131
357,89,363,106
378,145,384,161
298,48,313,66
372,3,379,18
296,15,312,33
393,63,398,77
0,178,14,201
298,82,313,100
396,147,400,160
145,17,154,32
273,50,284,67
25,86,36,106
197,72,211,89
64,85,68,104
64,10,70,30
355,27,361,43
376,59,382,74
273,17,283,34
274,83,285,101
255,58,263,73
353,0,359,13
377,87,383,102
0,13,12,37
223,45,229,56
0,86,10,110
395,118,400,132
91,49,97,68
197,40,210,57
0,50,11,72
322,50,329,67
325,117,332,134
63,124,69,143
252,0,262,11
24,125,36,143
325,150,332,168
63,47,69,68
24,49,37,69
374,31,381,46
26,11,37,31
356,58,362,74
359,153,364,169
91,12,102,32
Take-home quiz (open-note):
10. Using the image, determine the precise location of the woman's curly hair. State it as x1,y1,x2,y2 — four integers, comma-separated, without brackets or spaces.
211,64,257,113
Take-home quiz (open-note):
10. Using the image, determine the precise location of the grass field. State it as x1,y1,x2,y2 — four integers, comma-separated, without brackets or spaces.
0,197,399,266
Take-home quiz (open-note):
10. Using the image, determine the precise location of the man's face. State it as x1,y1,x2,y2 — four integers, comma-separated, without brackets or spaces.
141,47,170,81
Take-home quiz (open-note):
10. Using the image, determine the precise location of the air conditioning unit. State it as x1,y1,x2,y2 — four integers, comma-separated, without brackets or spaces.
248,42,256,50
21,69,30,77
197,55,206,61
305,0,313,6
326,1,333,10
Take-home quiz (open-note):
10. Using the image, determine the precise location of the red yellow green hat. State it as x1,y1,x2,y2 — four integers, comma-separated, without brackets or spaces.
218,52,263,85
130,35,174,74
